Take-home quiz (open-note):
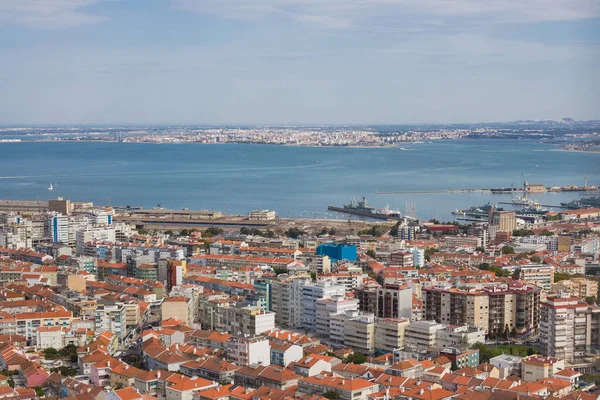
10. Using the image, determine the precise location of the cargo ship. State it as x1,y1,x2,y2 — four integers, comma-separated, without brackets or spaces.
328,197,402,220
560,200,589,209
580,192,600,208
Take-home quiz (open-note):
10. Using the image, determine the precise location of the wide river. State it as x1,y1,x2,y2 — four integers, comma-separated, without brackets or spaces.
0,139,598,221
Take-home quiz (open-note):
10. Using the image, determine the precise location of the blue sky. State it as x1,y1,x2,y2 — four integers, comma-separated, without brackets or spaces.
0,0,599,124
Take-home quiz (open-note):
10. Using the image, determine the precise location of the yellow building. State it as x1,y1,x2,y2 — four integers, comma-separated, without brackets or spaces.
552,278,599,300
492,211,517,232
522,355,564,382
558,235,572,252
161,296,192,325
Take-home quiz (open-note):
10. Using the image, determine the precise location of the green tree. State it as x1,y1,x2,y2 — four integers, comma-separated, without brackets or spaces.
164,230,173,235
265,229,277,238
204,227,223,237
50,366,77,376
328,228,337,235
530,256,542,263
323,390,341,400
539,230,555,236
586,296,598,305
501,246,515,255
424,247,439,262
390,221,400,237
137,229,149,235
345,353,367,364
7,379,14,388
272,267,288,276
554,272,572,283
527,347,535,356
180,229,190,236
473,343,492,363
285,227,306,239
512,229,534,237
43,347,59,359
475,247,485,253
366,249,376,259
33,387,45,397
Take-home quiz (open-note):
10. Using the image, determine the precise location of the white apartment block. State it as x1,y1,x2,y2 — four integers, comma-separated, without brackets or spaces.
329,312,376,354
517,265,554,291
95,303,127,341
540,293,588,363
302,280,347,332
220,306,275,336
226,335,270,366
76,227,116,255
519,235,559,251
315,296,359,338
36,326,64,350
405,321,445,348
409,248,425,267
436,325,486,348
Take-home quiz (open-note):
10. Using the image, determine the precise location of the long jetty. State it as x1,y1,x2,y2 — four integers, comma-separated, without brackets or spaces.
376,189,490,194
376,185,597,195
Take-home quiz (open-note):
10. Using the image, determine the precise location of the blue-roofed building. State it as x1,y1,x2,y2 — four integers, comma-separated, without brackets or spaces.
316,243,357,263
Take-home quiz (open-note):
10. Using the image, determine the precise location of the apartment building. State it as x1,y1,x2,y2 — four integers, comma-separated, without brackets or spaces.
389,251,413,267
15,310,72,344
355,284,413,321
442,236,482,249
374,318,410,353
489,354,523,379
315,296,359,338
298,375,379,400
553,278,599,301
225,335,270,367
586,306,600,353
436,325,486,348
95,303,127,342
540,292,588,362
405,320,444,348
336,313,376,355
424,283,541,337
161,296,194,326
271,276,346,331
75,227,116,255
376,285,413,320
519,235,559,251
515,265,554,291
522,355,565,382
302,280,347,332
316,272,367,291
220,306,275,336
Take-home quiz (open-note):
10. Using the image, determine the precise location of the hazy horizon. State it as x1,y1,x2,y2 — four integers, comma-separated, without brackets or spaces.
1,0,599,125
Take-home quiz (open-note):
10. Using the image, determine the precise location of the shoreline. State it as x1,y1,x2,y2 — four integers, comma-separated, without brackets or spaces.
0,137,552,149
561,148,600,154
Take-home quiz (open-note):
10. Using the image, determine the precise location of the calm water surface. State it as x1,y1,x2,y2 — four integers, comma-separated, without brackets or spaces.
0,140,598,221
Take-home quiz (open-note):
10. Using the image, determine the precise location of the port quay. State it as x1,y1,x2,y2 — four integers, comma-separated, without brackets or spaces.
376,184,597,195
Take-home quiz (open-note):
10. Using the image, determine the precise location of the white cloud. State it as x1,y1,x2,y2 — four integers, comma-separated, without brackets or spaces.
173,0,600,28
0,0,105,28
